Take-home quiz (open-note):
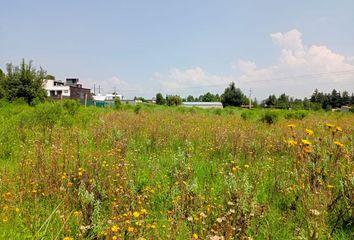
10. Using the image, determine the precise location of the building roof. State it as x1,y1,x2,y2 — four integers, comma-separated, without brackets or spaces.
182,102,223,106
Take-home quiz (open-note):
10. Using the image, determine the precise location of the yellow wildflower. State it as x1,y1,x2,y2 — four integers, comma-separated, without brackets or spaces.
335,126,342,132
133,211,140,218
305,129,314,136
63,237,73,240
140,209,148,215
287,139,297,146
112,236,118,240
301,139,312,146
327,185,334,189
334,141,344,148
111,225,119,232
287,124,296,129
128,226,135,232
325,123,335,128
192,233,199,239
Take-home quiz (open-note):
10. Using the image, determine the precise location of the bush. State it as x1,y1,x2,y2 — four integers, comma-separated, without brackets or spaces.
62,99,80,116
241,110,257,121
166,95,182,106
261,110,280,124
114,98,122,110
284,110,309,120
134,104,142,114
34,102,62,128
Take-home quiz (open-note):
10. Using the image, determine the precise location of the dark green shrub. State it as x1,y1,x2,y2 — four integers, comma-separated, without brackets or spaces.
284,110,309,120
62,99,80,116
261,110,280,124
114,98,122,110
134,104,142,114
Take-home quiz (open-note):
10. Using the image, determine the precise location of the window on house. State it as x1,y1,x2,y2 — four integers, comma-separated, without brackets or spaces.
64,90,69,94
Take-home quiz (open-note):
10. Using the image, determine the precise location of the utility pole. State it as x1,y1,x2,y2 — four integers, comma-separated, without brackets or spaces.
249,88,252,109
94,84,96,95
99,85,101,94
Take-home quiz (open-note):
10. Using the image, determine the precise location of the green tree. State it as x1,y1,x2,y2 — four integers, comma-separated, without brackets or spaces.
186,95,195,102
200,92,220,102
221,82,245,107
329,89,341,108
265,95,277,108
0,68,4,98
166,95,182,106
45,74,55,80
1,59,48,104
155,92,165,105
341,91,350,106
277,93,290,109
134,96,146,102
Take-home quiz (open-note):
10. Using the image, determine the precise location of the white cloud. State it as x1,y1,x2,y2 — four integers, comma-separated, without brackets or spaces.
84,76,143,98
271,29,304,51
153,67,234,95
237,29,354,98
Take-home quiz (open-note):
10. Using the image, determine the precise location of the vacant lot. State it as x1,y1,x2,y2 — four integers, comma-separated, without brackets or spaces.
0,102,353,239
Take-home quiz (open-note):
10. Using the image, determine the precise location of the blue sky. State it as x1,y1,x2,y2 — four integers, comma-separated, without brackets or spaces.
1,0,354,99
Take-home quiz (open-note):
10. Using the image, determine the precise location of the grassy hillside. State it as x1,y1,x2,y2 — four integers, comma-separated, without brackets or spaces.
0,102,353,239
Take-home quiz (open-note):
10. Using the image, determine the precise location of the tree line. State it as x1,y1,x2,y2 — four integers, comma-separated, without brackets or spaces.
1,60,353,110
154,82,354,110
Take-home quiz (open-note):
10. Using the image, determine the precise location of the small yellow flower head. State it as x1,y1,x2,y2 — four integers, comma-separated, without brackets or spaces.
192,233,199,239
63,237,73,240
301,139,312,146
244,164,250,168
334,141,344,148
128,226,135,232
287,124,296,129
335,126,342,132
2,216,8,223
287,139,297,146
305,129,314,136
111,225,119,232
140,209,148,215
327,185,334,189
133,211,140,218
325,123,335,129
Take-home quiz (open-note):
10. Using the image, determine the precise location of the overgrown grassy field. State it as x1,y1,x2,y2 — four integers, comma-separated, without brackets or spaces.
0,102,353,239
